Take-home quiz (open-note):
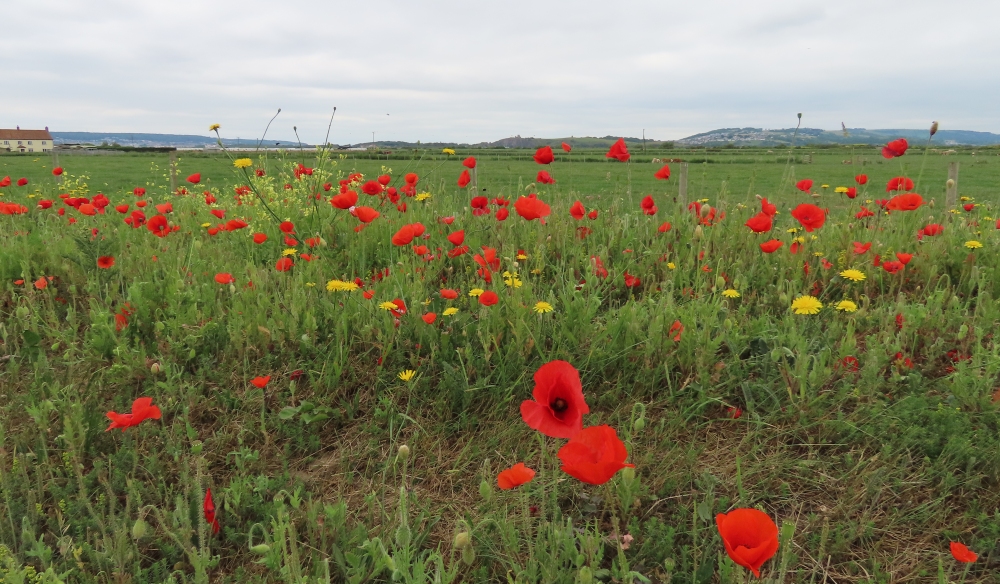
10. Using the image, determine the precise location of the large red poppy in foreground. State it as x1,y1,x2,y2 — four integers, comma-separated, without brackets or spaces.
520,360,589,438
715,508,779,577
557,425,633,485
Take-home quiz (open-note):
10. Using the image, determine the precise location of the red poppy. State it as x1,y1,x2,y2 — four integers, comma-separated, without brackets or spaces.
79,204,97,216
536,170,555,184
17,178,29,187
745,212,772,233
950,542,978,563
97,256,115,269
105,397,162,432
514,194,550,221
882,138,908,159
882,260,903,274
886,193,924,211
637,195,657,215
886,177,914,192
412,245,428,256
654,164,671,180
588,209,598,220
533,145,554,165
448,245,469,258
605,138,630,162
276,221,294,234
251,376,270,388
496,208,509,221
445,230,464,246
855,207,875,219
392,225,416,246
273,257,293,272
519,360,589,438
561,142,572,152
497,462,536,490
562,201,583,221
853,241,871,254
922,223,943,236
225,219,248,231
458,170,471,188
658,221,672,233
668,320,683,342
895,252,912,265
147,215,170,237
839,356,860,372
34,276,48,290
795,179,813,192
440,288,459,299
855,174,868,185
405,172,419,185
354,206,380,223
252,234,267,245
790,204,826,231
210,209,225,220
623,271,641,288
439,216,454,225
331,190,358,209
591,256,608,279
136,200,147,208
37,200,53,210
377,174,391,186
760,197,777,216
845,187,857,199
186,173,201,184
0,176,10,187
113,204,128,214
715,508,779,577
789,242,801,254
462,156,477,169
479,291,499,306
53,167,64,176
557,425,633,485
422,312,437,324
215,273,235,284
204,489,220,535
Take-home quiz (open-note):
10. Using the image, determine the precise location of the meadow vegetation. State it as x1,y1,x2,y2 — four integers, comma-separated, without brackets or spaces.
0,139,999,583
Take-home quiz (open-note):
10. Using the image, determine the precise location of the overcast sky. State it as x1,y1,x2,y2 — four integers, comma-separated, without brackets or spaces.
4,0,999,144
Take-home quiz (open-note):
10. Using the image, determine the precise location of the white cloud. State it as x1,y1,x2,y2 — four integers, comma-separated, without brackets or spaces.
3,0,998,142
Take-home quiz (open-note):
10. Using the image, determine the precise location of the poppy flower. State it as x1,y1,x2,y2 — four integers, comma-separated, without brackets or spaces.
105,397,162,432
79,204,97,216
412,245,428,256
329,189,358,209
405,172,419,185
114,204,129,214
950,542,978,563
392,225,416,246
760,197,777,216
470,196,489,216
275,257,293,272
533,145,554,165
882,260,904,274
895,252,912,265
591,256,608,279
147,215,170,237
715,508,779,577
922,223,943,236
422,312,437,324
97,256,115,269
853,241,871,254
362,180,384,196
795,179,813,192
447,230,465,246
186,173,201,184
855,207,875,219
0,176,10,187
496,208,509,221
514,194,551,221
886,193,924,211
53,167,64,176
204,489,220,535
251,376,270,388
669,320,683,342
654,164,671,180
520,360,589,439
497,462,536,490
462,156,477,169
882,138,908,158
225,219,248,231
479,291,499,306
745,212,772,233
17,178,29,187
38,200,54,210
588,209,598,220
557,425,633,485
377,174,391,186
536,170,555,184
638,195,657,215
210,209,225,220
215,273,235,284
561,142,572,152
606,138,630,162
155,202,173,214
652,221,670,234
886,177,915,192
845,187,857,199
855,174,868,185
623,271,641,288
247,233,265,245
354,206,380,223
790,204,826,231
570,201,586,220
448,245,469,258
440,288,459,299
760,239,785,253
34,277,48,290
457,170,471,188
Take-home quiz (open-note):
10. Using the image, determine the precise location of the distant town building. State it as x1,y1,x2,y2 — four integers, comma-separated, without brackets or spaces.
0,127,54,153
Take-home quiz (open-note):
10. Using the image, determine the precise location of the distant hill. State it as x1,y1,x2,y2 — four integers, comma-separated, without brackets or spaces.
676,127,1000,147
52,132,304,148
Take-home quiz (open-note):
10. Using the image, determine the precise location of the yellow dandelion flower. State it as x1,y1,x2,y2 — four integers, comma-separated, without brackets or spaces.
209,124,220,131
442,148,456,155
836,300,858,312
530,268,543,275
443,307,459,316
534,301,554,314
839,269,866,282
791,295,823,315
821,184,830,189
834,187,848,193
504,275,523,288
960,196,972,202
965,240,983,249
517,252,528,260
234,158,253,169
794,236,806,244
415,192,431,201
667,262,676,270
421,298,432,306
379,301,399,311
397,369,416,382
722,289,740,298
786,227,799,234
282,248,298,256
468,288,484,297
326,279,359,292
201,222,212,228
813,251,824,257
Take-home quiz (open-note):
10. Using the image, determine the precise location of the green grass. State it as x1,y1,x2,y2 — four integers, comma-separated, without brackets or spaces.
1,145,999,583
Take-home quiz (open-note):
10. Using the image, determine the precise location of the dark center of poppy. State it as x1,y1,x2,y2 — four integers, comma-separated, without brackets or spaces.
551,398,568,413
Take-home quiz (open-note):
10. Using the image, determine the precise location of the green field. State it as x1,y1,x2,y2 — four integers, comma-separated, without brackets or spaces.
1,145,999,583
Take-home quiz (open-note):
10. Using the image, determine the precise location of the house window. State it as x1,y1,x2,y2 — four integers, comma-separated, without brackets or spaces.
29,149,34,152
28,141,33,145
18,141,22,145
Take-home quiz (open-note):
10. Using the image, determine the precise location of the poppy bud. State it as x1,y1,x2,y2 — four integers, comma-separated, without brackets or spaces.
397,444,410,461
664,558,676,572
699,204,711,218
454,531,471,549
946,179,955,189
193,239,202,249
693,226,704,240
250,544,271,555
724,318,733,330
191,440,203,455
778,293,789,304
132,519,148,539
633,417,645,433
577,566,594,584
16,306,29,319
150,362,161,374
155,322,165,332
958,324,969,339
479,479,492,501
715,276,726,289
621,467,635,482
770,348,784,362
461,544,475,566
930,121,939,136
229,284,236,294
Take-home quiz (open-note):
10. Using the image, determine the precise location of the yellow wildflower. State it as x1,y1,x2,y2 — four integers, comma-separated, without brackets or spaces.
965,240,983,249
786,227,799,234
379,301,399,311
468,288,484,297
201,222,212,228
791,295,823,315
415,192,431,201
442,148,456,155
326,279,359,292
960,196,972,202
534,301,554,314
397,370,416,382
282,248,298,256
722,289,740,298
836,300,858,312
517,252,528,260
209,124,220,131
234,158,253,169
821,184,829,189
834,186,848,193
443,307,459,316
504,274,523,288
667,262,676,270
305,282,316,287
839,269,866,282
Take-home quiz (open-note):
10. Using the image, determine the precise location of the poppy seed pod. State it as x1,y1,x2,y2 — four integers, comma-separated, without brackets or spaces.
699,204,711,218
930,121,939,136
397,444,410,461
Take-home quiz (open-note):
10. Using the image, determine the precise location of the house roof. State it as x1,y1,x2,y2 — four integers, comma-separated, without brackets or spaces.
0,129,54,140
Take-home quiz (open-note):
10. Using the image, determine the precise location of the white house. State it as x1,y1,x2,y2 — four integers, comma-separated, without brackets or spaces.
0,127,54,153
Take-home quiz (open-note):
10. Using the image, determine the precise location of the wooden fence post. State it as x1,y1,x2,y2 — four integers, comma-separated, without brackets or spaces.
169,152,177,194
945,161,959,209
678,162,689,207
